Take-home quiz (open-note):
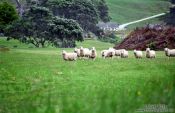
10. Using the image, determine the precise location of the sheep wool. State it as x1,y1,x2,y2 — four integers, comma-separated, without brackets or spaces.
165,48,175,57
121,49,128,58
146,48,156,58
90,47,97,60
62,50,77,61
134,50,143,58
74,48,80,57
115,49,125,57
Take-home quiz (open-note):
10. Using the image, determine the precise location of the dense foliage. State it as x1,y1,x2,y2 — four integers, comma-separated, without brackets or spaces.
4,0,110,47
48,0,110,35
5,6,83,48
164,0,175,26
0,2,18,33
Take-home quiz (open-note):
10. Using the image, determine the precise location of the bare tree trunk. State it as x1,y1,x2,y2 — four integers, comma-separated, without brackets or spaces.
14,0,24,17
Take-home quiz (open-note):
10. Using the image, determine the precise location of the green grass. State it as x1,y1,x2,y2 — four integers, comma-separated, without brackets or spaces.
106,0,170,24
0,38,174,113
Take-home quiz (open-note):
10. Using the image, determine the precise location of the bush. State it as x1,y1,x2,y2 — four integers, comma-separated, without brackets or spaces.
98,32,121,44
0,2,18,33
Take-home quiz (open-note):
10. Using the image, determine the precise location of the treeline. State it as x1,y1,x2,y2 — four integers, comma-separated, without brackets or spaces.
0,0,110,47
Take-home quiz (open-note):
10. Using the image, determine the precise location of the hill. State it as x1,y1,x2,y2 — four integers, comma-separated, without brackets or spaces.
106,0,170,24
115,25,175,50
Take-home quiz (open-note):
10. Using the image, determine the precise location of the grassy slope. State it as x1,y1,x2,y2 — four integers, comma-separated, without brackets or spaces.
0,38,174,113
106,0,170,25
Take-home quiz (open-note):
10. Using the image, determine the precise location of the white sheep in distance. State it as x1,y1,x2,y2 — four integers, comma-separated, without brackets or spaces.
80,46,91,58
164,48,175,57
62,50,77,61
115,49,125,58
90,47,97,60
121,49,128,58
101,49,115,59
134,49,143,58
101,50,108,58
74,48,80,57
108,47,116,57
146,48,156,58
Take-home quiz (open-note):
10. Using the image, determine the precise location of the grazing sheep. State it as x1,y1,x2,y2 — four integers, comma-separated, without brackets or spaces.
108,48,116,57
101,49,115,59
164,48,175,57
146,48,156,58
74,48,80,57
101,50,108,58
164,48,168,56
62,50,77,61
121,49,128,58
134,50,143,58
80,46,91,58
115,49,125,58
90,47,97,60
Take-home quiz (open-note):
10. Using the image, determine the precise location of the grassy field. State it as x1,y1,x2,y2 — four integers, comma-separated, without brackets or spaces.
0,38,175,113
106,0,170,24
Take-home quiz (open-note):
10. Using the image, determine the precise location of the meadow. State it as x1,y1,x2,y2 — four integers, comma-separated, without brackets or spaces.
106,0,169,23
0,38,174,113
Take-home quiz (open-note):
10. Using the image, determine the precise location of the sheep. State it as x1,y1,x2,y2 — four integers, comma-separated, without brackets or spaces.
80,46,91,58
90,47,97,60
74,48,80,57
62,50,77,61
108,47,116,57
121,49,128,58
133,49,143,58
101,50,108,58
101,49,115,59
164,48,168,56
115,49,125,58
164,48,175,57
146,48,156,58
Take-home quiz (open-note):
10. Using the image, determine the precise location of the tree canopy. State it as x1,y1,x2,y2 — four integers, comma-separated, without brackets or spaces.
0,2,18,33
5,6,83,48
4,0,110,47
48,0,99,33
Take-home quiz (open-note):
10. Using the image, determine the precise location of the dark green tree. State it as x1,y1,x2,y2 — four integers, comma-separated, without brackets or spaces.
163,0,175,26
5,6,83,48
96,0,111,22
0,2,18,33
48,0,99,33
51,17,83,48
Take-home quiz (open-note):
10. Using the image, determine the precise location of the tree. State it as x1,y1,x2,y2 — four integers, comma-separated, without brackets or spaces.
48,0,99,33
5,6,83,48
163,0,175,26
0,2,18,33
51,17,83,48
95,0,111,22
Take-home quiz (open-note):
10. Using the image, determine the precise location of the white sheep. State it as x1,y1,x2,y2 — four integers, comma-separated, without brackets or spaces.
115,49,125,58
90,47,97,60
164,48,175,57
121,49,128,58
146,48,156,58
101,50,107,58
101,49,115,59
108,48,116,57
74,48,80,57
62,50,77,61
80,46,91,58
133,49,143,58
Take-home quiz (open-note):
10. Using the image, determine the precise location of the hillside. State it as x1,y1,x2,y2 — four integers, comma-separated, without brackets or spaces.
115,25,175,50
106,0,170,24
